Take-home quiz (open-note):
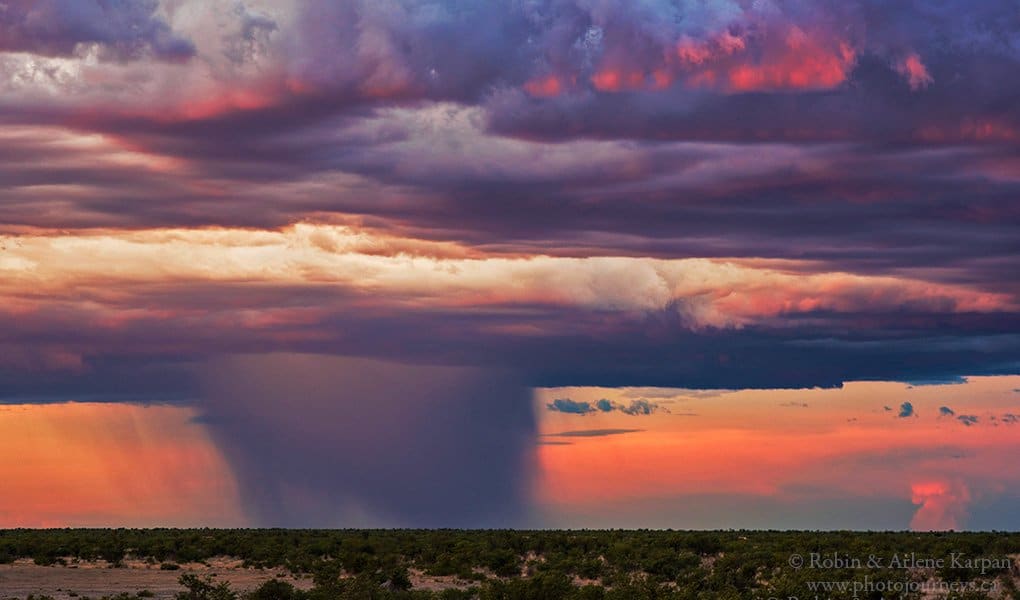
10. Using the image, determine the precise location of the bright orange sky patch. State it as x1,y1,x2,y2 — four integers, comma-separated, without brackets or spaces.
0,403,243,528
534,377,1020,530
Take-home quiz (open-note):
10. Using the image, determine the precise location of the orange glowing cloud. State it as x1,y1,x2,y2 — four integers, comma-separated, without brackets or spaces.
0,403,243,527
591,68,648,92
587,26,855,95
0,225,1011,335
910,480,970,530
720,29,855,92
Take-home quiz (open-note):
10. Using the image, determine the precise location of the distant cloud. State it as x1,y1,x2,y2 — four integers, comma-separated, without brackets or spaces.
898,402,915,418
939,406,956,417
620,388,732,400
546,398,596,415
911,480,971,531
958,415,979,427
1003,414,1019,424
546,429,643,438
904,376,969,387
619,399,658,416
545,397,666,416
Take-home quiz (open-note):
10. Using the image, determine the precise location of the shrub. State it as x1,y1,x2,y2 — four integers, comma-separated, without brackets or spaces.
176,574,238,600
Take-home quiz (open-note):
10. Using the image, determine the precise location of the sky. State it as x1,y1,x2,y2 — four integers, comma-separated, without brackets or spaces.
0,0,1019,530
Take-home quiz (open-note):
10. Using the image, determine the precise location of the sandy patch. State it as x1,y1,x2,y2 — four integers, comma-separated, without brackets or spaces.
0,558,311,600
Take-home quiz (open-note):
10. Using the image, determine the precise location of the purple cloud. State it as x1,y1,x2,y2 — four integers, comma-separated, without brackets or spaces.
0,0,195,61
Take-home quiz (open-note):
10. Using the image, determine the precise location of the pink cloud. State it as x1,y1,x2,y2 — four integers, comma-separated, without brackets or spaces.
590,67,649,92
896,52,934,90
706,28,856,93
584,26,855,95
524,74,569,97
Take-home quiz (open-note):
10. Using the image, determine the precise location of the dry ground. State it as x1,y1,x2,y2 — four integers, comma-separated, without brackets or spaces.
0,557,312,600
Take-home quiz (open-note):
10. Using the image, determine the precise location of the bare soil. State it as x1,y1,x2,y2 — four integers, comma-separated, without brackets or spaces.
0,558,312,600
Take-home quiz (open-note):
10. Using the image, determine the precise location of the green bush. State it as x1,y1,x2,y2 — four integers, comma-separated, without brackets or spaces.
176,574,238,600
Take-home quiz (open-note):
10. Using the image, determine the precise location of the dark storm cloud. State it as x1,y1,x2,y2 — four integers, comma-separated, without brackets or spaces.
2,288,1019,396
0,0,195,61
483,1,1020,144
0,353,199,405
277,0,1020,146
898,402,915,418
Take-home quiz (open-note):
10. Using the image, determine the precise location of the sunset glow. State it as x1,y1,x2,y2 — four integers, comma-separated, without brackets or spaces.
534,378,1020,530
0,403,241,528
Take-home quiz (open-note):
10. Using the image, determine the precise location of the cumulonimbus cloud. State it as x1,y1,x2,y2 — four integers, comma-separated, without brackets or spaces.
910,480,972,531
